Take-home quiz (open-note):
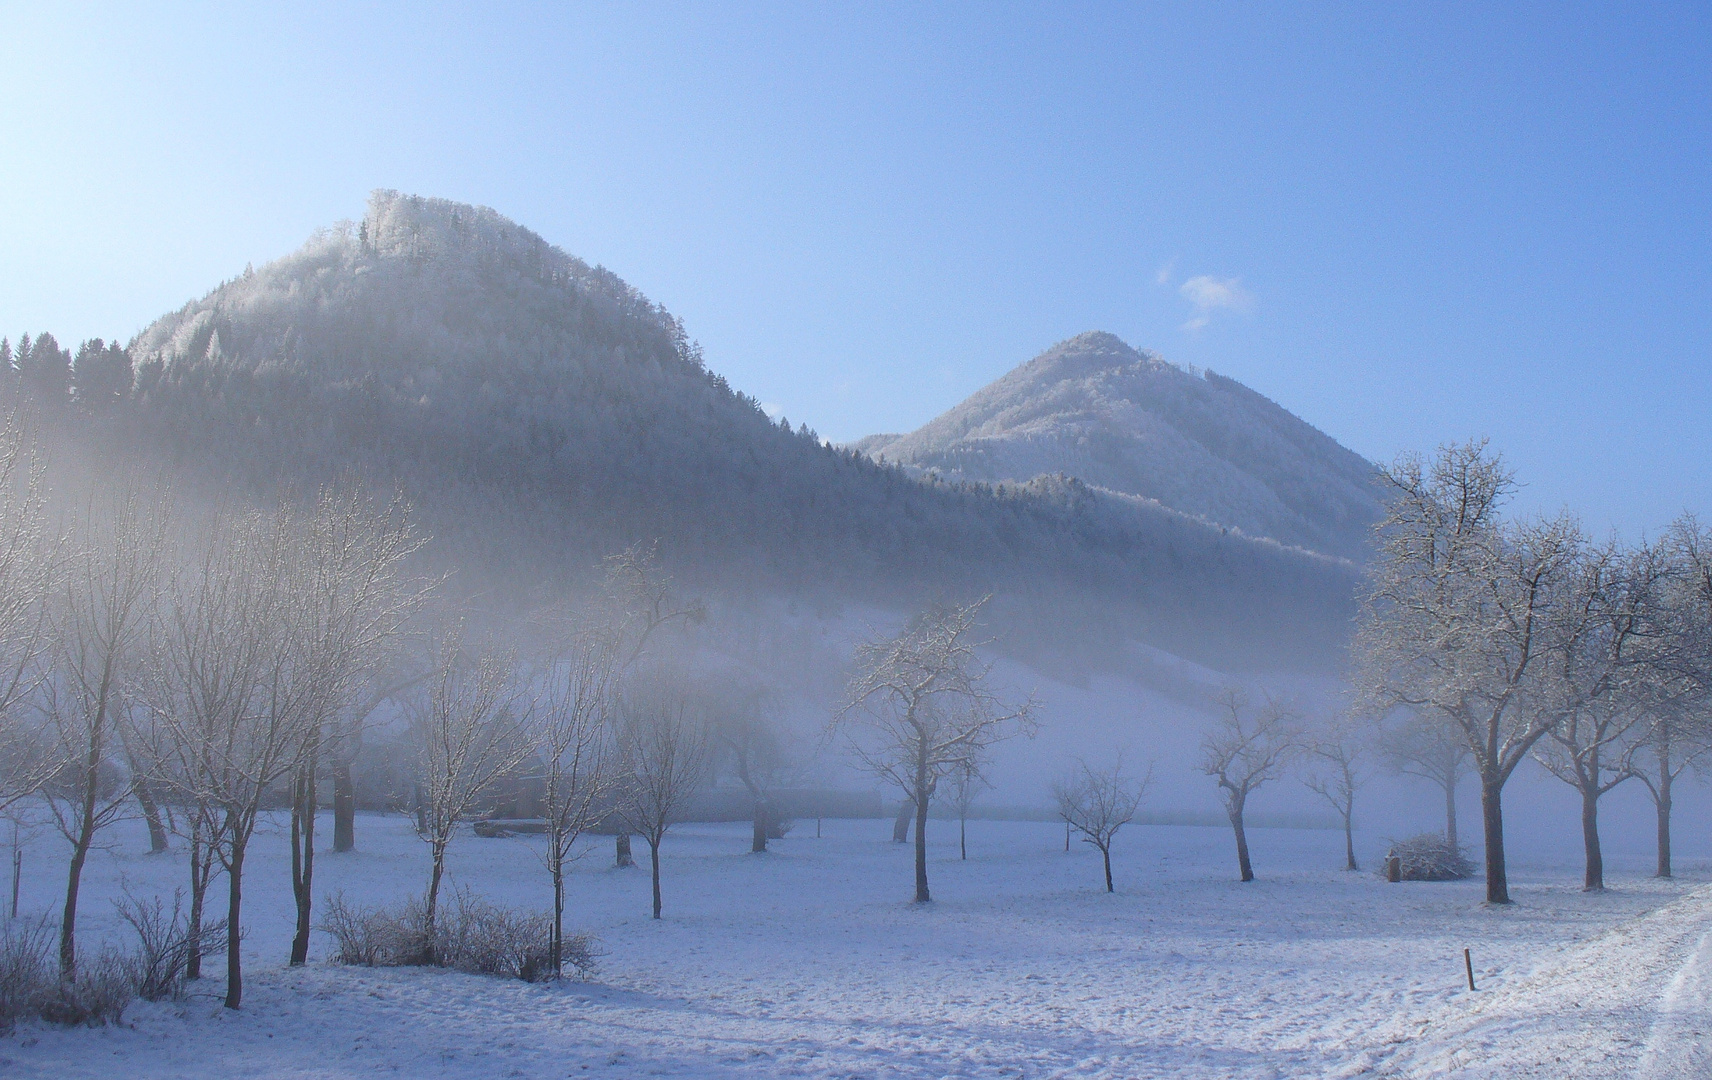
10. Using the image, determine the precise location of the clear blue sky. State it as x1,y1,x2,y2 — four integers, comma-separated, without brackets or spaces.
3,3,1707,536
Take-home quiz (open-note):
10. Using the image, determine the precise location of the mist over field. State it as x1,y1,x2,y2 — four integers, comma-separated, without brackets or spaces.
3,9,1709,1075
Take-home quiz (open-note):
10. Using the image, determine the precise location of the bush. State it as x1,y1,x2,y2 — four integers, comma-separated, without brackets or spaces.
319,892,430,967
35,951,133,1027
320,890,590,982
1380,833,1476,882
114,890,227,1001
0,919,133,1030
0,919,53,1032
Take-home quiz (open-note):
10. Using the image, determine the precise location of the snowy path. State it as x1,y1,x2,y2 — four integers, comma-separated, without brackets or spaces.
1,814,1707,1079
1368,883,1712,1079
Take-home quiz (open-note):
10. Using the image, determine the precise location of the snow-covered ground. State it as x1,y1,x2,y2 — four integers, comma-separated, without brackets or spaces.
2,811,1708,1079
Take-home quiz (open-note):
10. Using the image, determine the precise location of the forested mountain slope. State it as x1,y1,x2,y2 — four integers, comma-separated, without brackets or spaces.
854,332,1383,560
57,192,1356,669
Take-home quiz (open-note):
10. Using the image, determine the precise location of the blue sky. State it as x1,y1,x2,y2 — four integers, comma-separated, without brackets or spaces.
2,3,1707,535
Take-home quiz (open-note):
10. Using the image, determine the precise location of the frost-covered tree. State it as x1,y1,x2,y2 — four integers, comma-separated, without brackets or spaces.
711,679,796,853
1353,441,1583,905
43,484,168,979
283,488,425,966
1302,716,1368,872
1530,538,1666,891
408,628,532,959
535,620,617,970
1201,691,1297,882
616,671,710,919
1053,754,1148,891
1378,712,1468,848
834,598,1037,903
0,404,58,810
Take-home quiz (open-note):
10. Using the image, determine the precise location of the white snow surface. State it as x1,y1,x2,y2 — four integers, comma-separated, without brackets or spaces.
3,812,1710,1079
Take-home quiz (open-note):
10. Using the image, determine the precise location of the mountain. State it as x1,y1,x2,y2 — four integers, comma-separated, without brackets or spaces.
65,192,1358,670
853,332,1383,560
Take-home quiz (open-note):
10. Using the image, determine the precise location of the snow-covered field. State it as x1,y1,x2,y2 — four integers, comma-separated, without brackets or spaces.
3,811,1708,1079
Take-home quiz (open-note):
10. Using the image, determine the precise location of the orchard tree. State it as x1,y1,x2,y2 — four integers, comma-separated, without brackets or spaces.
0,404,58,810
1353,440,1583,905
834,598,1037,903
1378,712,1469,847
409,627,533,958
1302,716,1368,872
1200,690,1297,882
1053,754,1148,891
616,671,710,919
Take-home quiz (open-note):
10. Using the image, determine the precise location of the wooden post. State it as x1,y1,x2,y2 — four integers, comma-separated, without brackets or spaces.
816,816,822,839
1386,853,1401,882
1065,820,1071,852
1464,948,1476,991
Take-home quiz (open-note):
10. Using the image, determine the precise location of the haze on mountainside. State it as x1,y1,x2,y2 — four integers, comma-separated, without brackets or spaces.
855,332,1383,562
62,191,1361,672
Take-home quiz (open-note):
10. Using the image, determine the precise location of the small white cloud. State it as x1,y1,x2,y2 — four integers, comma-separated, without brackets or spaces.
1178,275,1253,332
760,401,783,418
1153,261,1175,286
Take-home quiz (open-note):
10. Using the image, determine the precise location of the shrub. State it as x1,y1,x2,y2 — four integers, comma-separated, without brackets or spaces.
0,919,53,1032
319,892,430,967
114,890,227,1002
319,890,586,982
35,950,133,1027
1380,833,1476,882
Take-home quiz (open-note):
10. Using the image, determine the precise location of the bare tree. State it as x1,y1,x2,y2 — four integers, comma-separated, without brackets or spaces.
1530,538,1664,891
0,404,57,809
603,540,703,867
948,758,989,861
834,598,1037,903
280,488,426,965
42,484,167,980
1201,691,1297,882
1626,702,1709,879
146,505,333,1008
409,627,533,958
1378,712,1468,848
1352,440,1583,904
535,621,617,972
1053,754,1148,891
616,672,710,919
1302,716,1368,872
712,679,795,853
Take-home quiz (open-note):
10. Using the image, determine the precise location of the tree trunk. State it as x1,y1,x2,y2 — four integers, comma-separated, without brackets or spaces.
289,766,316,966
913,789,931,903
1343,812,1358,872
1480,777,1510,905
135,775,169,854
649,838,663,919
752,798,768,853
224,837,246,1009
60,813,95,979
1229,804,1254,883
1444,777,1458,849
1102,845,1114,892
187,825,209,980
1581,783,1604,892
1656,768,1673,879
332,760,356,853
551,852,565,975
425,844,446,964
960,814,966,861
615,833,634,868
892,798,912,843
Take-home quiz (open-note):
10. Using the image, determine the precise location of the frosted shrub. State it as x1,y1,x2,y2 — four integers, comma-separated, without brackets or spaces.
0,920,132,1030
321,891,587,982
36,950,133,1027
1381,834,1475,882
0,919,53,1032
437,892,556,982
114,891,227,1001
319,893,431,967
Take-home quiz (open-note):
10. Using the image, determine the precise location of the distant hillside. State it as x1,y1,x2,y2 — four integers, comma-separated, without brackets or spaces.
49,192,1358,670
855,332,1382,560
